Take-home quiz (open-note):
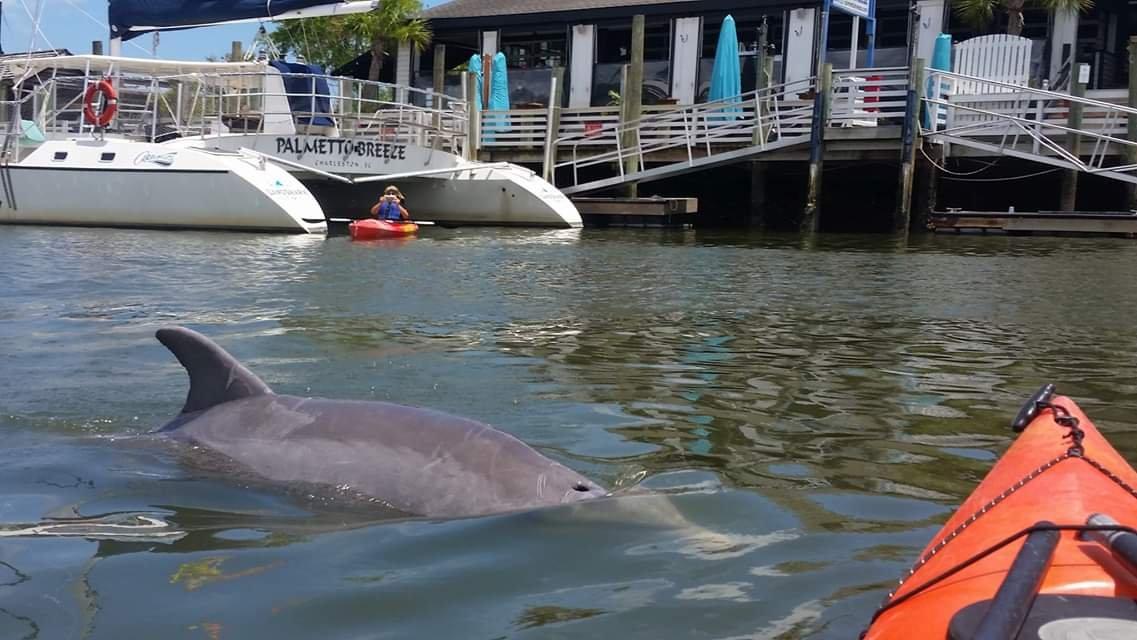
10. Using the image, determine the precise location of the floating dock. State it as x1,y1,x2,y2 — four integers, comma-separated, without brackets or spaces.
571,197,698,228
929,210,1137,237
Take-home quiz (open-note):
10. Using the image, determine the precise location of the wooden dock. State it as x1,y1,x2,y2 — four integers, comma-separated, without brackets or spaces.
930,210,1137,237
571,196,698,227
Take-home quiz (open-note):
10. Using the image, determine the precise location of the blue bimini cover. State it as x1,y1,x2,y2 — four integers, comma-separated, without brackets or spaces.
269,60,334,127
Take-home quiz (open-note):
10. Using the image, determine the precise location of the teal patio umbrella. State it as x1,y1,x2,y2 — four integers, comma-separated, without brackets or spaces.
468,54,484,111
708,14,742,113
487,51,511,139
489,52,510,113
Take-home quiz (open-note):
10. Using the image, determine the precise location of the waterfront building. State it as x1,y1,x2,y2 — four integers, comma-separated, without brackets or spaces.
393,0,1134,107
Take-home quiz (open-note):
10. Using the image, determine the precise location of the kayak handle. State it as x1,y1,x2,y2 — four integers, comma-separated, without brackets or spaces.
1011,383,1056,433
972,520,1059,640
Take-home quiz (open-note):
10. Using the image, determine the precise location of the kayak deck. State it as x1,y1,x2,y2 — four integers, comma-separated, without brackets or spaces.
864,386,1137,639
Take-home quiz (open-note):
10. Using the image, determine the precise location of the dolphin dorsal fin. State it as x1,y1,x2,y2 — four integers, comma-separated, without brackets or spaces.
156,326,273,414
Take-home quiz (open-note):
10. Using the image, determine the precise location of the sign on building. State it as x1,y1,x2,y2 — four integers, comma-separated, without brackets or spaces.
832,0,871,19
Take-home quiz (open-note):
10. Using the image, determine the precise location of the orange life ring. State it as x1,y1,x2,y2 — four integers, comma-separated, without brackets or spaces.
82,78,118,127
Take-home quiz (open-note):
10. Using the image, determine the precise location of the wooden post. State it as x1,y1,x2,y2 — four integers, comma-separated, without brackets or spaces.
802,64,833,233
622,14,646,197
1059,64,1088,212
915,140,942,231
482,53,493,109
896,61,925,233
465,72,479,161
230,40,243,62
753,20,769,146
750,161,768,227
91,40,104,55
1127,37,1137,210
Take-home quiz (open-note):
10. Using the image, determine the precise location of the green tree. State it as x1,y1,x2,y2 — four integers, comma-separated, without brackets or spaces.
952,0,1091,37
270,0,432,79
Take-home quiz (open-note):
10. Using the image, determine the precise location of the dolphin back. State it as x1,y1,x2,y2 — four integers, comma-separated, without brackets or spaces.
157,326,273,415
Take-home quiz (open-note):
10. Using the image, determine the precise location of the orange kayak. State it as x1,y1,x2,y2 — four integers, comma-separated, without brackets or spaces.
349,219,418,240
863,385,1137,639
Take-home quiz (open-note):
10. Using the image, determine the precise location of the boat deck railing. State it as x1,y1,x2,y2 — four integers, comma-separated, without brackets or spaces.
6,63,472,158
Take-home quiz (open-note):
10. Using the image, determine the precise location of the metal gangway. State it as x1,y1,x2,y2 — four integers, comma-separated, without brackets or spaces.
550,78,817,195
922,68,1137,184
540,68,911,195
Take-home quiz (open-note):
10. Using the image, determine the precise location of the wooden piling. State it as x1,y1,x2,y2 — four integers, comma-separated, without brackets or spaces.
802,64,833,233
753,20,769,146
1127,37,1137,211
749,161,768,228
622,14,646,197
482,53,493,109
915,140,942,231
230,41,243,62
896,61,925,233
91,40,104,55
1059,65,1087,211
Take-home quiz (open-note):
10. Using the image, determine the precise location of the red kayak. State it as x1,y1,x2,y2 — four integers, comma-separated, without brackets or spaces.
863,384,1137,639
349,219,418,240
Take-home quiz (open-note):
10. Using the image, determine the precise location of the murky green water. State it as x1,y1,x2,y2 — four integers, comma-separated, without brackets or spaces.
2,226,1137,639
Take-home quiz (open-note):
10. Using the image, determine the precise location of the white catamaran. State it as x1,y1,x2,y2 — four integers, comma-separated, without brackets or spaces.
0,0,582,233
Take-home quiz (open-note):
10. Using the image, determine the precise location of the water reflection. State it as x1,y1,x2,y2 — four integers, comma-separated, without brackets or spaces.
3,226,1137,638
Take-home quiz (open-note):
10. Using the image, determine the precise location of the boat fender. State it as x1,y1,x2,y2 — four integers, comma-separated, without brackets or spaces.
1011,383,1057,432
82,78,118,128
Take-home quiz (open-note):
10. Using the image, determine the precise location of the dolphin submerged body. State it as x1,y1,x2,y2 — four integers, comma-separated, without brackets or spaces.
154,326,607,519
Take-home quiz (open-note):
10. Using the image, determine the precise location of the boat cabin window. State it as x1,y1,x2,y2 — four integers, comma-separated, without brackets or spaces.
99,152,115,162
52,151,67,161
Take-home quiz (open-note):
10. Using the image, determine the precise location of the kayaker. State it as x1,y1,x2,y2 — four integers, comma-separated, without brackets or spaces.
370,186,410,222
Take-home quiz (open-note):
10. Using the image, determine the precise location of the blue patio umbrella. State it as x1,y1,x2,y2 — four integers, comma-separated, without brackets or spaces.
924,34,952,128
487,52,511,138
468,53,483,112
490,52,510,113
708,15,742,118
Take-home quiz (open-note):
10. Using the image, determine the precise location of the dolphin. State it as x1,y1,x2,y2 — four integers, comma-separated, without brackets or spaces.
153,326,608,519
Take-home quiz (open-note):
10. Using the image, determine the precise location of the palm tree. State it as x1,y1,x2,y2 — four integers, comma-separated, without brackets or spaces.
952,0,1092,37
268,0,431,76
360,0,432,85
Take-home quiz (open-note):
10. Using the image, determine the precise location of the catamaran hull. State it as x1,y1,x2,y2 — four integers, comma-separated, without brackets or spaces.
205,135,582,228
305,171,582,228
0,140,326,234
